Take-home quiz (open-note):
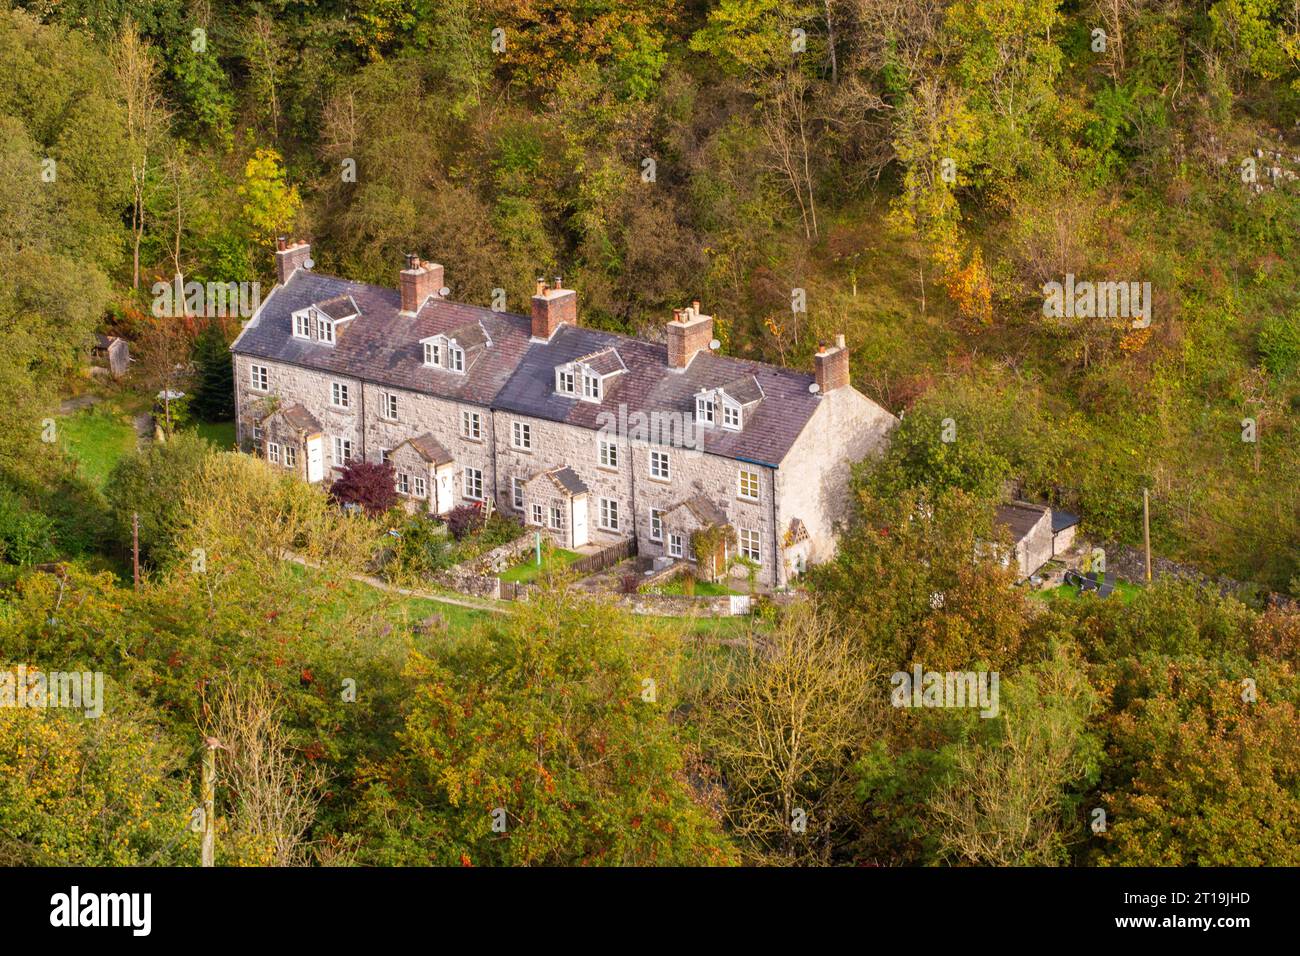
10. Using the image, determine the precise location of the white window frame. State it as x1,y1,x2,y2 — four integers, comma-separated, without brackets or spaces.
283,444,297,468
548,505,562,530
668,533,683,558
267,442,280,464
449,346,465,372
722,402,741,430
582,373,601,401
531,503,543,526
396,472,410,495
463,466,484,501
649,449,671,481
249,364,268,391
598,439,618,470
293,313,309,339
252,424,263,447
738,467,760,502
423,342,440,367
599,497,619,531
696,395,714,425
318,319,335,345
556,369,575,395
649,508,664,542
332,436,353,465
512,478,525,510
381,392,399,421
739,528,761,563
461,410,482,440
331,381,350,409
512,421,532,451
412,475,427,498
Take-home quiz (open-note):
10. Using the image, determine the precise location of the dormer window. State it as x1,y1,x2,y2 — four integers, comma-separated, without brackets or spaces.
556,349,623,403
421,324,484,375
722,401,741,430
318,319,335,344
696,395,715,425
293,313,309,338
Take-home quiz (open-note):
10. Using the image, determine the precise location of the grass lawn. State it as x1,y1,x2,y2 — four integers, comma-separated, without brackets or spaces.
189,419,237,450
500,547,581,584
1034,580,1144,604
58,405,138,489
650,577,739,597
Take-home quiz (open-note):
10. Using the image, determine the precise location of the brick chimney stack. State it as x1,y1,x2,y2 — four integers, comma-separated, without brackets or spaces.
814,335,850,393
400,255,445,314
275,237,311,284
666,302,713,370
530,277,577,341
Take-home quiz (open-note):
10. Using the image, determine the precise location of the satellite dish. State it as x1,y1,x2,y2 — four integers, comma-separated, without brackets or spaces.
808,382,821,394
709,339,721,350
439,286,450,297
303,258,315,270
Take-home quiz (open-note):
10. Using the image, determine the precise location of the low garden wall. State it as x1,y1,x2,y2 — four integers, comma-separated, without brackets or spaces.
432,534,536,599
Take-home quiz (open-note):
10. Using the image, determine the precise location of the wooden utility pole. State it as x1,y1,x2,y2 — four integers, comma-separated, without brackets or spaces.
132,512,140,590
1142,489,1152,584
200,738,219,867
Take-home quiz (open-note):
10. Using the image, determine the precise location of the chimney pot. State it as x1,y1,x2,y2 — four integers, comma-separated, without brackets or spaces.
531,283,577,339
666,304,713,369
400,255,444,313
274,239,311,284
814,339,850,393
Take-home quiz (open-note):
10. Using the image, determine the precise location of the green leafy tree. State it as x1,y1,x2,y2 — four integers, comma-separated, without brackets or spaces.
357,586,735,865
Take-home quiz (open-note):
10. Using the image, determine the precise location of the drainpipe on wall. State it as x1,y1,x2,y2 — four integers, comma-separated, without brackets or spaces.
769,464,780,590
488,408,500,512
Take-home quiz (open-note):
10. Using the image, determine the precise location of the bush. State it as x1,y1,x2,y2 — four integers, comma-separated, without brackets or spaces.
445,503,483,541
104,431,212,562
0,485,56,565
389,514,452,576
1259,312,1300,379
329,461,397,516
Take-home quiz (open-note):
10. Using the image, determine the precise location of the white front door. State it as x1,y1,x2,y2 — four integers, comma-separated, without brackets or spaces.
436,470,453,515
306,436,324,483
571,496,588,548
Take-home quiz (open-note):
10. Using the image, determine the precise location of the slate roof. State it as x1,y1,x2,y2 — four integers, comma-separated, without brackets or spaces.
1051,509,1080,533
665,494,729,529
267,402,321,434
315,294,359,320
574,347,627,376
995,501,1050,541
403,433,453,466
716,375,764,406
234,268,840,466
527,465,588,496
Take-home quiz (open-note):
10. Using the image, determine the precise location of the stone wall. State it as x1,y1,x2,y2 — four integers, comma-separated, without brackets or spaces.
431,533,535,597
775,385,897,582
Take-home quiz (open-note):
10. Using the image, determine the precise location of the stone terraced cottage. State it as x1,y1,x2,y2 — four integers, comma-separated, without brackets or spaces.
231,239,899,588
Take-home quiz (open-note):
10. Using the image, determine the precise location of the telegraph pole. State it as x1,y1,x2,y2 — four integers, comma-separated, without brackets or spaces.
1142,489,1152,584
132,512,140,590
200,738,221,867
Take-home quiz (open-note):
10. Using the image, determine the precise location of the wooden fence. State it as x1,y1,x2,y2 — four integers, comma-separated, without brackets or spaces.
570,537,637,575
497,537,638,602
